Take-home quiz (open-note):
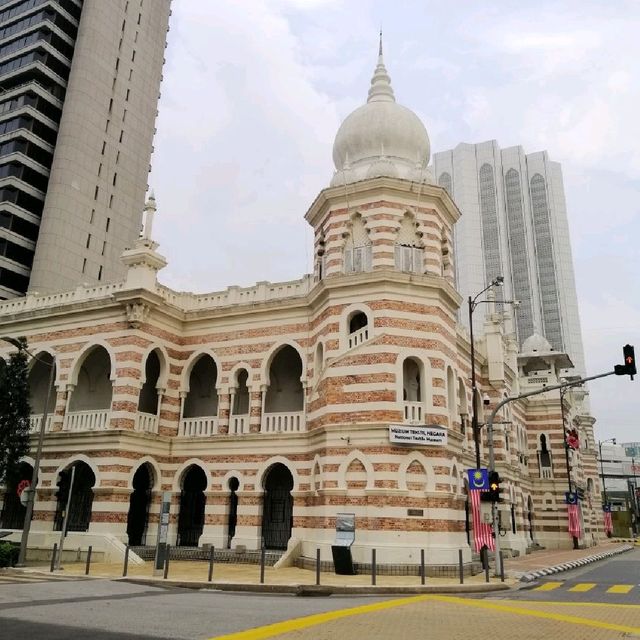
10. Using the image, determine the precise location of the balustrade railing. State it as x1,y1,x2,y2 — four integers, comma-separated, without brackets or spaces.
135,412,158,434
28,414,52,433
348,326,369,349
63,410,110,432
261,412,304,433
229,415,250,435
179,416,219,437
403,402,424,424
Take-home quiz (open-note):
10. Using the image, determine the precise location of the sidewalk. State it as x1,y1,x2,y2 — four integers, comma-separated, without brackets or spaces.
504,539,634,580
15,540,633,594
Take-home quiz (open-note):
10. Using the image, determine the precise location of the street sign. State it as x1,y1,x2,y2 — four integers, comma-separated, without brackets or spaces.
467,468,489,491
17,479,31,506
388,425,447,446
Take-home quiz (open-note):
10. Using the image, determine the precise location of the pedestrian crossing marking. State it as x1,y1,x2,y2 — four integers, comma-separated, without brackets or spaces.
568,583,596,592
534,581,563,591
607,585,634,594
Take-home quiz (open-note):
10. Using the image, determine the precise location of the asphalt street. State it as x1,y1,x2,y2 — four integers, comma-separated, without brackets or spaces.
500,545,640,604
1,550,639,639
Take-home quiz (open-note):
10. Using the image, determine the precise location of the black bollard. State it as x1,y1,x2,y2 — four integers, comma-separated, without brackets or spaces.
371,549,377,586
485,555,490,583
85,546,92,576
50,543,58,573
315,548,321,586
123,545,130,577
208,546,215,582
499,550,505,582
259,547,266,584
458,549,464,585
420,549,426,585
163,545,170,579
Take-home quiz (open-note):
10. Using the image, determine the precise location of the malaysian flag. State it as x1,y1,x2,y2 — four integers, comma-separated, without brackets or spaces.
603,510,613,535
469,489,495,552
568,503,581,537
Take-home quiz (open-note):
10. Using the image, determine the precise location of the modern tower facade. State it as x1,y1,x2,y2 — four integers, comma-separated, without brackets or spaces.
433,141,586,375
0,0,171,298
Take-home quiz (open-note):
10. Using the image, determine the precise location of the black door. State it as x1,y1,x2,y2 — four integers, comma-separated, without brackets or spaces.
177,466,207,547
261,464,293,550
54,463,95,532
127,464,153,546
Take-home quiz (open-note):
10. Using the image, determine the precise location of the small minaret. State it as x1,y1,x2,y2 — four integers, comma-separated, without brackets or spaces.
120,192,167,291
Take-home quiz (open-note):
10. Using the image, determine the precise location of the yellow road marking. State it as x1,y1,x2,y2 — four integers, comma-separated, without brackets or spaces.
429,595,640,635
607,584,634,594
508,599,640,609
568,583,596,592
534,581,563,591
207,594,431,640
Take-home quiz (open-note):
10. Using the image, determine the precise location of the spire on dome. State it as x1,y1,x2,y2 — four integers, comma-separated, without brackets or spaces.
367,32,395,104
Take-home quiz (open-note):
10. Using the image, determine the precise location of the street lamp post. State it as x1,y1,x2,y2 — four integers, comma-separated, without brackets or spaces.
1,336,56,566
560,384,580,550
468,276,504,470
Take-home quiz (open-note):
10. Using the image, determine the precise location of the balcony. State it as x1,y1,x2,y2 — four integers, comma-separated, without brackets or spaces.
229,415,250,435
135,412,158,434
63,410,110,432
28,414,52,434
179,416,219,437
348,326,369,349
261,412,304,433
403,402,424,424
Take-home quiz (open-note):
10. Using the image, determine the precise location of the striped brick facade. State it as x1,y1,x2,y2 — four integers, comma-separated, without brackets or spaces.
0,178,603,566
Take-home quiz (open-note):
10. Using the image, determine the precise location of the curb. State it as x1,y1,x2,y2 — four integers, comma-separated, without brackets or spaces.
519,544,634,582
120,577,511,596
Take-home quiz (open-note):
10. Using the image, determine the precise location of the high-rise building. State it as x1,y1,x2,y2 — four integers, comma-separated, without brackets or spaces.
0,0,171,298
433,141,586,375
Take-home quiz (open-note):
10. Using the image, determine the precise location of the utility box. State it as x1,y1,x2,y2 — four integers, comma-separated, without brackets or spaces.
331,512,356,575
480,502,492,523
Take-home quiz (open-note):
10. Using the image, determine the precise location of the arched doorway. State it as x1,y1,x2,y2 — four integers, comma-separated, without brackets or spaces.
54,462,96,532
177,465,207,547
0,462,33,529
127,463,154,546
227,477,239,549
527,495,535,542
261,464,294,550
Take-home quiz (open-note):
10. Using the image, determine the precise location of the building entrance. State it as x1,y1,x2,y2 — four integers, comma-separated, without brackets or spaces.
261,464,293,550
177,465,206,547
127,464,154,546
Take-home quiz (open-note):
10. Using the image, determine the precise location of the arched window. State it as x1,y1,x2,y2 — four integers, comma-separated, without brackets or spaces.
343,213,371,273
138,350,161,415
402,357,423,423
447,366,456,426
183,355,219,419
395,212,423,273
69,346,113,412
538,433,552,478
232,369,250,415
347,311,369,348
314,342,324,378
457,377,468,434
263,346,304,431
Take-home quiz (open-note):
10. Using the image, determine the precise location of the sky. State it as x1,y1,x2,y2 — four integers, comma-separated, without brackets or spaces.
150,0,640,443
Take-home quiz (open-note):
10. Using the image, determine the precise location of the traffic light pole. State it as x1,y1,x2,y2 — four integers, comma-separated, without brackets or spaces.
486,369,619,577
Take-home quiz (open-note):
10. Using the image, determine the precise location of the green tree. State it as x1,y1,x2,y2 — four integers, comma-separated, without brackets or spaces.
0,337,31,485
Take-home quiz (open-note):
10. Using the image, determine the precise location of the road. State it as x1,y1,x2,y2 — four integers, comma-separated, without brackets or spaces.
0,549,638,639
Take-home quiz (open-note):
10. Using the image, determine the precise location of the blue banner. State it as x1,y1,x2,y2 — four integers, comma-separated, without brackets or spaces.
467,468,489,491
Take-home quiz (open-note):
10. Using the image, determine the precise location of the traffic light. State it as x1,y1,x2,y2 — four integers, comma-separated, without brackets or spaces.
615,344,636,379
488,471,502,503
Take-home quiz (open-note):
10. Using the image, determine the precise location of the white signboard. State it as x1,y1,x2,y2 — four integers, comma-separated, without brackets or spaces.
388,424,447,446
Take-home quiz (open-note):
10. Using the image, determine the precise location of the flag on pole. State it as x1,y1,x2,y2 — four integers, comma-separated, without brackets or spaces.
567,503,581,537
469,489,495,552
603,510,613,535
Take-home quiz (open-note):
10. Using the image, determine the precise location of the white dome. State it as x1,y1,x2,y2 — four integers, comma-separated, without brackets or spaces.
330,40,431,186
521,333,553,354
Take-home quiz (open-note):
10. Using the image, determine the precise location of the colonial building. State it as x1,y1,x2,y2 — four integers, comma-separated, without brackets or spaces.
0,44,604,568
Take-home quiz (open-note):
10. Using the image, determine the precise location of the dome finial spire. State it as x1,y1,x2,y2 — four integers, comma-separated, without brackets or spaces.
368,31,395,103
